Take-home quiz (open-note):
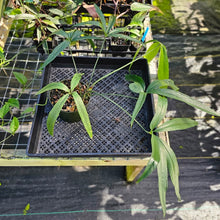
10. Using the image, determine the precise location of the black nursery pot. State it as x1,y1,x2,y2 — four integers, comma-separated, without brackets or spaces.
49,93,82,123
49,79,90,123
59,109,81,123
109,37,131,57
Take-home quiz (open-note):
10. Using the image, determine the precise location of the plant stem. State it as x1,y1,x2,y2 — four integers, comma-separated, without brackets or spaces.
69,46,78,73
93,91,150,134
0,132,13,144
91,55,144,88
88,38,106,86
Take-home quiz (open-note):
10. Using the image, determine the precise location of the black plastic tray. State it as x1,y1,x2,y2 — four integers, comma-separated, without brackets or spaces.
27,56,154,157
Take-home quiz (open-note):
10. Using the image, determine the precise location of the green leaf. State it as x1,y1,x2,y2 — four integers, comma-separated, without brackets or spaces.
42,40,49,54
36,82,69,95
10,117,19,134
27,21,35,29
136,158,157,183
21,107,34,115
146,79,179,93
23,4,38,15
52,29,69,38
129,11,146,26
0,103,10,119
47,27,57,33
108,27,127,36
8,98,19,108
157,145,168,217
72,91,93,139
151,134,160,163
49,8,64,16
42,19,58,29
73,21,101,29
129,82,144,93
14,13,35,20
13,72,27,85
36,27,41,42
158,45,169,79
131,3,155,12
160,137,181,202
107,15,116,34
125,74,145,91
39,40,69,70
150,88,220,117
131,92,147,127
155,118,198,132
23,203,30,215
47,94,69,136
68,30,84,42
131,2,163,14
144,42,161,63
94,4,106,34
71,73,83,92
150,96,168,130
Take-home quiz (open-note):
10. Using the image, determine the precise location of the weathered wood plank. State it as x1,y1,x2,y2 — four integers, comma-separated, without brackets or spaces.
0,150,150,166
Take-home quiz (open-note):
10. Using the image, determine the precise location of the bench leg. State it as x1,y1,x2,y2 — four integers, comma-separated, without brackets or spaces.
126,166,145,182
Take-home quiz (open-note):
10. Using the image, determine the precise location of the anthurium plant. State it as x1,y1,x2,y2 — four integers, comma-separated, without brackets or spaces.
15,2,220,217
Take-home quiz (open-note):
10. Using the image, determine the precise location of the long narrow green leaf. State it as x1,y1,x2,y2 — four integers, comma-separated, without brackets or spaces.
36,82,69,95
150,95,168,130
72,92,93,139
49,8,64,16
39,40,69,70
41,19,58,29
131,92,147,127
42,40,49,54
146,79,179,93
157,136,181,201
151,134,160,162
36,28,41,42
94,4,106,34
158,45,169,79
70,73,83,92
14,13,36,20
52,29,69,38
73,21,101,29
68,30,83,42
47,94,69,136
23,4,38,15
157,146,168,216
150,88,220,116
136,158,157,183
144,42,161,63
107,16,116,34
109,27,127,36
155,118,198,132
131,2,156,12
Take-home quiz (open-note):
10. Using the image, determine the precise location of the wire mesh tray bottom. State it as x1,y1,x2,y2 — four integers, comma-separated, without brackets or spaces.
28,60,153,157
